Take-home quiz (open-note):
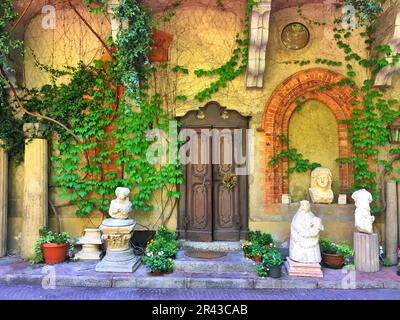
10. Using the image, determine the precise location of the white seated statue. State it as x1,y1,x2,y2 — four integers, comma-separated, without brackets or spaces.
109,187,132,220
308,167,334,204
351,189,375,234
289,200,324,263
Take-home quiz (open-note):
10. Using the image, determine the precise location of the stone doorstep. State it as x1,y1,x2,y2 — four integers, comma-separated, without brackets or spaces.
0,273,394,290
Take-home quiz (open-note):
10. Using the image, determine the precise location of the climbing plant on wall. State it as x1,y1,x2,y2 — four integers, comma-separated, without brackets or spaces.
292,0,400,213
0,0,183,222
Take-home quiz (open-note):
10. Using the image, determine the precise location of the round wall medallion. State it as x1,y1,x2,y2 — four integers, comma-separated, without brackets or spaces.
281,23,310,50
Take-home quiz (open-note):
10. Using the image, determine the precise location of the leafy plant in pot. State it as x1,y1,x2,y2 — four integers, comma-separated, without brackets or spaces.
142,252,174,275
263,249,283,278
31,228,74,264
250,243,268,262
319,237,354,269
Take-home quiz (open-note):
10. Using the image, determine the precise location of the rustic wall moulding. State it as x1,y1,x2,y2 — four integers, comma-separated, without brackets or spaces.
261,68,361,203
246,0,272,88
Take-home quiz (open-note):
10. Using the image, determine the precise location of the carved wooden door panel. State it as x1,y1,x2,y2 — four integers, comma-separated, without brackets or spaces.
177,102,250,242
212,129,241,241
184,129,213,241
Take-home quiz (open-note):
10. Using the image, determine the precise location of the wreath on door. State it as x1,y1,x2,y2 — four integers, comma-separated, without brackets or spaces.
222,173,238,190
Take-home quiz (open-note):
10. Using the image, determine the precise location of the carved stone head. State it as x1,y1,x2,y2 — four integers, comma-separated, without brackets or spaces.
115,187,130,201
310,167,332,191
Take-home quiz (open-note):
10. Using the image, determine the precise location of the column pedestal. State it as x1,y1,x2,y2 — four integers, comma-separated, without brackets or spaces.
284,258,323,278
0,142,8,257
95,219,140,272
354,232,380,272
20,123,48,260
386,182,398,264
75,228,103,260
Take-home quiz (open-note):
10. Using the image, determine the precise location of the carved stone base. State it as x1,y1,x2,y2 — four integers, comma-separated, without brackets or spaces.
95,248,141,273
354,232,380,272
75,244,103,260
284,258,323,278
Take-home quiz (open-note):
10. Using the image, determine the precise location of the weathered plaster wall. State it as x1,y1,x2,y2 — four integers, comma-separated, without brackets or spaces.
288,100,339,202
8,2,382,254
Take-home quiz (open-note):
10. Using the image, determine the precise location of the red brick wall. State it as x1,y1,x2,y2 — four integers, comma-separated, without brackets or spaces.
262,68,361,203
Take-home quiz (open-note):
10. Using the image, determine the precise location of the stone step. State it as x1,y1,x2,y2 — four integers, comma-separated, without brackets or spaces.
179,240,242,253
174,251,255,273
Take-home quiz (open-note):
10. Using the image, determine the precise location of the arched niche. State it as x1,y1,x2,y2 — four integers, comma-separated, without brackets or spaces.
288,100,339,202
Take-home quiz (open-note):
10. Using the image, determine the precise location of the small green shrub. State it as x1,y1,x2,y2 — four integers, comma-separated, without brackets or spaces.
142,253,174,273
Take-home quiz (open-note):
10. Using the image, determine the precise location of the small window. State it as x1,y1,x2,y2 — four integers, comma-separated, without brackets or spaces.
281,23,310,50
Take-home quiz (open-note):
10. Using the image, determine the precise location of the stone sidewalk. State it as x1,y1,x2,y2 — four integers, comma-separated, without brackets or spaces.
0,253,399,290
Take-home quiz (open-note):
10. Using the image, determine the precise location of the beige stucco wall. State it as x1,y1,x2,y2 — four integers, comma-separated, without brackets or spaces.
288,100,339,202
8,2,393,254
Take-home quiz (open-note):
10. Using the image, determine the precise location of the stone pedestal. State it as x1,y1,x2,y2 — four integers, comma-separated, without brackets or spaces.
284,258,323,278
20,124,48,260
95,219,140,272
75,229,103,260
386,182,398,264
354,232,380,272
0,142,8,257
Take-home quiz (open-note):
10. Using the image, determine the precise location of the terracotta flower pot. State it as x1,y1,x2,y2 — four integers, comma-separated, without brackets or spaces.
41,243,68,265
322,252,344,269
254,256,262,262
269,265,282,278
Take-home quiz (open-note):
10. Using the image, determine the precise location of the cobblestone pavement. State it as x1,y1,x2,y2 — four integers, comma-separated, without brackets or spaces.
0,284,400,300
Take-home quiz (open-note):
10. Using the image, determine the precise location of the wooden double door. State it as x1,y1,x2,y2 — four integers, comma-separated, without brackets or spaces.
177,102,250,242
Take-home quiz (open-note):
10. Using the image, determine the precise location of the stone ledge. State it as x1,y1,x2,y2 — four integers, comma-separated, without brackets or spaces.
0,273,396,290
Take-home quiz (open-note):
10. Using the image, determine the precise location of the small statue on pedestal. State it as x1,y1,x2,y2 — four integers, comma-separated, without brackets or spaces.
351,189,375,234
109,187,132,219
309,167,334,204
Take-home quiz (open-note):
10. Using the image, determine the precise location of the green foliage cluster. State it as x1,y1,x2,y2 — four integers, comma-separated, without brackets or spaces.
319,236,354,264
142,226,179,273
0,0,183,218
255,249,283,277
269,136,322,174
31,228,74,264
243,231,276,260
192,0,257,102
0,0,24,162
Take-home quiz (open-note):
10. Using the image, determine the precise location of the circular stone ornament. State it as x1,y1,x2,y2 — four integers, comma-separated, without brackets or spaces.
281,23,310,50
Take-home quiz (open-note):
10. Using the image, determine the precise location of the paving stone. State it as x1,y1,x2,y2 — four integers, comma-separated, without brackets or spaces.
279,279,318,289
136,276,186,289
356,281,383,289
112,276,137,288
55,276,112,288
317,281,344,289
186,278,254,289
254,278,282,289
383,281,400,289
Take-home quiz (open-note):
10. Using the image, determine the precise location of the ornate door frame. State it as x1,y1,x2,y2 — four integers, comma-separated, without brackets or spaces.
176,102,250,242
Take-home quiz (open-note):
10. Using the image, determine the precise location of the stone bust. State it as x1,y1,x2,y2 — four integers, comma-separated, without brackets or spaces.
289,200,324,264
351,189,375,234
308,167,334,204
109,187,132,220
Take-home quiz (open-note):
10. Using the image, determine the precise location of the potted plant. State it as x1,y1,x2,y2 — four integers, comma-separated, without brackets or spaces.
31,228,74,264
250,242,268,262
319,237,354,269
242,241,252,259
263,249,283,278
142,252,174,275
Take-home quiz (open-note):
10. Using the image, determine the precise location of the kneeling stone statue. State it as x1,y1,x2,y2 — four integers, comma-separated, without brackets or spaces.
285,200,324,278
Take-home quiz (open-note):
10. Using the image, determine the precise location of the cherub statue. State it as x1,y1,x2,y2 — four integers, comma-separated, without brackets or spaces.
290,200,324,263
351,189,375,234
109,187,132,219
309,167,334,204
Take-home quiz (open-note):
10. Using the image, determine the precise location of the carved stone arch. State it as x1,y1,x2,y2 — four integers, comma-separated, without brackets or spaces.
262,68,361,203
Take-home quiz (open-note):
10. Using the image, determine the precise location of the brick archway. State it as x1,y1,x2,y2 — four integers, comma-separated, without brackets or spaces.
262,68,361,203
